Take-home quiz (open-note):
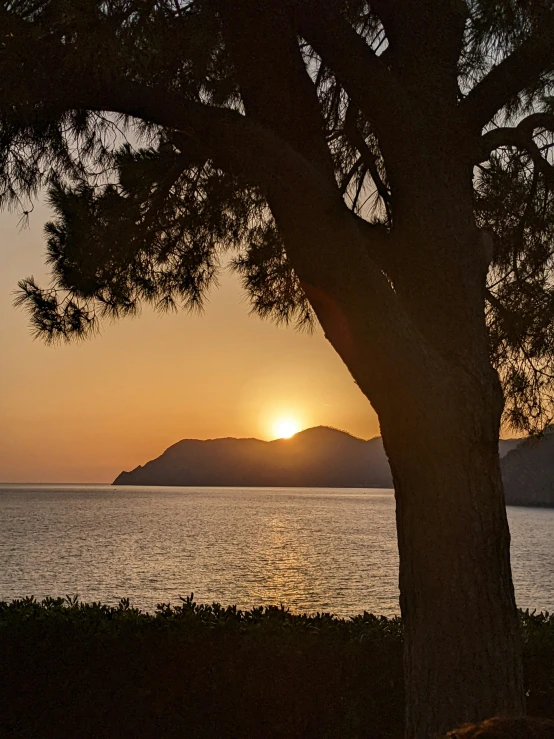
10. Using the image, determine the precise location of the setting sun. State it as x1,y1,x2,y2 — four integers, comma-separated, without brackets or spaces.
273,418,301,439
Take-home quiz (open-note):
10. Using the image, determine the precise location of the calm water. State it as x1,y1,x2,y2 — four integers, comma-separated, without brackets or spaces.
0,484,552,617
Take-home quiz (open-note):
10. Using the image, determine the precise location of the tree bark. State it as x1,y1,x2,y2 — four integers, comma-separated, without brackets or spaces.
377,366,524,738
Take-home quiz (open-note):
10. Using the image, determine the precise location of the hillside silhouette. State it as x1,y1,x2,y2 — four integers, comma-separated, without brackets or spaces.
114,427,534,495
114,426,393,488
502,430,554,506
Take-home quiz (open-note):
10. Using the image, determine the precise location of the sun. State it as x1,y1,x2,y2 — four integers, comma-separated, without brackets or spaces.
273,418,301,439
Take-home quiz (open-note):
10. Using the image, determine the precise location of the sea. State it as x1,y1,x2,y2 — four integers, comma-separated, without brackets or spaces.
0,484,553,617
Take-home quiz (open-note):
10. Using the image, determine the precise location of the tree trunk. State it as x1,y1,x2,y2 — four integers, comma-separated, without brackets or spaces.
379,368,524,738
261,66,526,732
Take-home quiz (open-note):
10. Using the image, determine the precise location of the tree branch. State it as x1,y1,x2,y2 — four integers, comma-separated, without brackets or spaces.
0,61,334,206
344,103,391,221
485,287,507,315
3,64,401,306
462,15,554,130
366,0,394,35
297,0,416,143
477,113,554,185
217,0,335,183
354,216,395,278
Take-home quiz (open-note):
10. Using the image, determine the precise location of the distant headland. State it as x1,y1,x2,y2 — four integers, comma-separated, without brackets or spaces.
113,426,553,506
501,429,554,506
113,426,394,489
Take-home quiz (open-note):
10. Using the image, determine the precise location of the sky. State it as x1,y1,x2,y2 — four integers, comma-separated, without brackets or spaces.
0,200,380,483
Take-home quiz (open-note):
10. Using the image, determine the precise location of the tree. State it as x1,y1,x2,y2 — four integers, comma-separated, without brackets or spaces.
2,1,554,735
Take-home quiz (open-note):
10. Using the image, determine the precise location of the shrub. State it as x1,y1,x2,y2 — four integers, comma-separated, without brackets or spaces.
0,597,551,738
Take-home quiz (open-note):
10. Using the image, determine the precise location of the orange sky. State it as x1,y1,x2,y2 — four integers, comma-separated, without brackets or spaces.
0,201,380,483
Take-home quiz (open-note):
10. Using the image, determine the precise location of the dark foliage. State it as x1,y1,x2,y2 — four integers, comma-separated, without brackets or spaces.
0,596,552,739
0,595,404,739
477,147,554,432
1,0,553,432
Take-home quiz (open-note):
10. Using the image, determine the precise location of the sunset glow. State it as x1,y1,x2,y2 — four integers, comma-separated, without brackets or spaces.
273,418,301,439
0,205,381,483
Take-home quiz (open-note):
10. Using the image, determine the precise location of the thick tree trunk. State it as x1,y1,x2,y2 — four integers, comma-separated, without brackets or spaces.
379,369,524,738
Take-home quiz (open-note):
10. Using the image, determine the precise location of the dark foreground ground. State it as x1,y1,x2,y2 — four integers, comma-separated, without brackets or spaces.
0,597,552,739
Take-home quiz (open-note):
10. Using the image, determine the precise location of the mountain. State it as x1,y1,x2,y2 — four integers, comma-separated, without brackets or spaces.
113,426,393,488
498,438,524,457
501,430,554,506
113,426,525,491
